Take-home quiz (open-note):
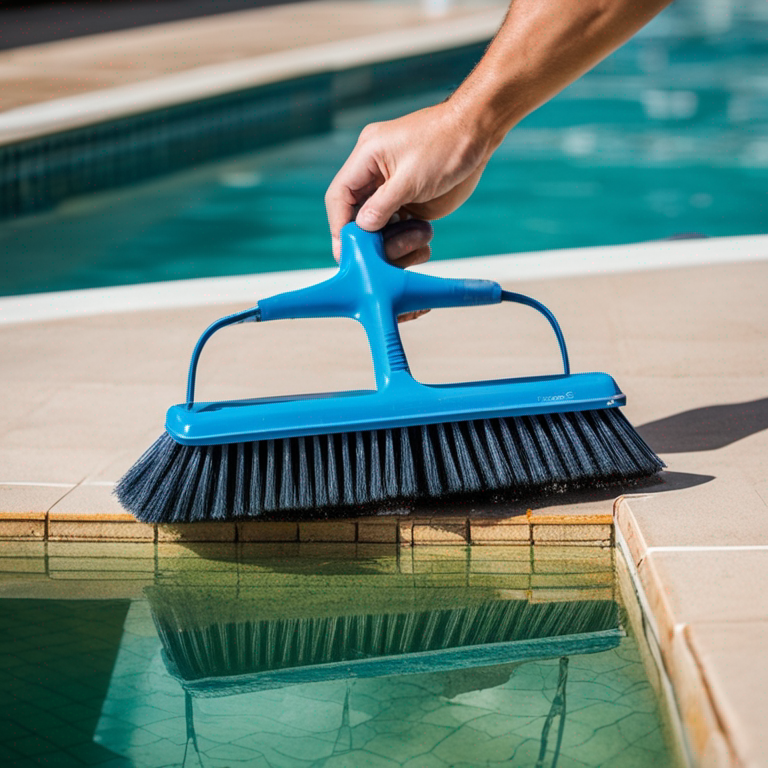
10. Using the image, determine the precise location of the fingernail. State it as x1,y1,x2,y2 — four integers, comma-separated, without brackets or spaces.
359,209,378,227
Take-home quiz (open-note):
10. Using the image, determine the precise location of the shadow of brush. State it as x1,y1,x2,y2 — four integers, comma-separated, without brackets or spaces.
638,397,768,453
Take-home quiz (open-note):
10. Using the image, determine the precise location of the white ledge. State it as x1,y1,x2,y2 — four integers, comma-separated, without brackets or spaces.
2,234,766,326
0,9,503,147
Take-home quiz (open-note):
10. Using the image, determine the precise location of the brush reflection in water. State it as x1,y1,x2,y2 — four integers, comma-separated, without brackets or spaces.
83,545,682,767
149,589,613,767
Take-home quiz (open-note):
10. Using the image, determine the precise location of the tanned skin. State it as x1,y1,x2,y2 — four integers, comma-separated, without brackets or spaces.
325,0,673,319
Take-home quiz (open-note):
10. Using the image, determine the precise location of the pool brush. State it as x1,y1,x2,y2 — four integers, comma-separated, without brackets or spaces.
115,222,663,522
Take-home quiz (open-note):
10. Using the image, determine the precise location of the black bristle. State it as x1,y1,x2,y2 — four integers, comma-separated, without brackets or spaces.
589,410,636,476
326,434,339,506
436,423,462,493
482,420,513,487
399,428,417,497
115,407,664,522
249,441,263,516
606,409,664,472
173,446,203,522
312,435,327,508
279,439,297,510
466,420,496,489
125,433,181,514
232,443,248,517
355,432,367,503
529,416,567,483
513,418,548,486
451,423,482,492
263,440,277,511
496,418,530,486
340,433,355,506
559,413,597,477
384,430,398,497
368,431,384,501
572,411,614,476
544,414,582,481
189,446,215,522
151,443,190,523
211,445,229,520
420,425,441,497
297,437,313,510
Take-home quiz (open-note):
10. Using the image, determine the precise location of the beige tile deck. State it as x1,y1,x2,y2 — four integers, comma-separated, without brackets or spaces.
685,622,768,768
0,2,491,110
0,483,73,514
0,0,505,144
616,412,768,765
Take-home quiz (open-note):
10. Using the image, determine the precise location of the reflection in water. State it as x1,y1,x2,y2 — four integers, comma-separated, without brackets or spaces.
149,587,619,688
147,585,617,768
0,545,683,767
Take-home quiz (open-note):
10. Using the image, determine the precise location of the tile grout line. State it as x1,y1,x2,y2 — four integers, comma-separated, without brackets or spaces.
647,545,768,553
1,482,76,487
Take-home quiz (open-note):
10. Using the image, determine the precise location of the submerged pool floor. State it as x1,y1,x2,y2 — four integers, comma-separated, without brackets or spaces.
0,544,682,767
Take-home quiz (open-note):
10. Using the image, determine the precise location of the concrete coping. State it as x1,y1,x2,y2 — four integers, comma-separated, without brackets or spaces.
0,5,505,146
2,233,766,326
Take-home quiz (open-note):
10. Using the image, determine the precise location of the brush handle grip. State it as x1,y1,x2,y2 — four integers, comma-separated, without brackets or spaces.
183,224,571,404
258,223,502,388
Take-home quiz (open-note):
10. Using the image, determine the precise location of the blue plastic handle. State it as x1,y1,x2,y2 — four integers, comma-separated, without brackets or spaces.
184,222,570,406
257,223,502,389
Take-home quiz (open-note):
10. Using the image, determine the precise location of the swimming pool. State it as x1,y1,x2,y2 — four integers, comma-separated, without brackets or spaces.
0,3,766,297
0,543,685,767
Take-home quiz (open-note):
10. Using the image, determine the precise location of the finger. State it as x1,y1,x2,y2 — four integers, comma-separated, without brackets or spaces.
325,152,381,261
356,175,411,232
393,245,431,269
325,183,357,262
398,309,431,323
383,220,433,262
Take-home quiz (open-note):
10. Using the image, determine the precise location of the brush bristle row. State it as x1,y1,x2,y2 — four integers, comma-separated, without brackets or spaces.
116,409,664,522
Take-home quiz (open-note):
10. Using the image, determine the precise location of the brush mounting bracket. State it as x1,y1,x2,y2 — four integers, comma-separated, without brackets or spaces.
184,223,570,407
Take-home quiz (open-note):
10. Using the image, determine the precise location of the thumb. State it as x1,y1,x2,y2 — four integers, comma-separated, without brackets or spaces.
356,176,410,231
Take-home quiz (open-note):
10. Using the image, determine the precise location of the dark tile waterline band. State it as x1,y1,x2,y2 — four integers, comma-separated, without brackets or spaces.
0,43,486,221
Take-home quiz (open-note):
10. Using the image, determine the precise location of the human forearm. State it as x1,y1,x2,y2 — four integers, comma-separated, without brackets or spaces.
450,0,674,154
324,0,671,258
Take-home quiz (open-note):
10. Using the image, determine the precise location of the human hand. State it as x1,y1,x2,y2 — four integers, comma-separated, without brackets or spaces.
325,101,492,262
325,101,492,321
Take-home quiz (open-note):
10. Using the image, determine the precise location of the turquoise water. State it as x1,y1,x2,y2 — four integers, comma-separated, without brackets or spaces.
0,544,683,767
0,8,766,296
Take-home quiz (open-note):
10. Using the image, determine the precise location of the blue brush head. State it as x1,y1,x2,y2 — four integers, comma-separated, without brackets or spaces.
167,222,625,447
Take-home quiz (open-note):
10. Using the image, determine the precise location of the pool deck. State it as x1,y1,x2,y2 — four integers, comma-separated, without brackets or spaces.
0,0,505,145
2,236,768,766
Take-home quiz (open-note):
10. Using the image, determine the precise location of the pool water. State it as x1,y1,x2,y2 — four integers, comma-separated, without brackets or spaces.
1,4,766,297
0,544,684,767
